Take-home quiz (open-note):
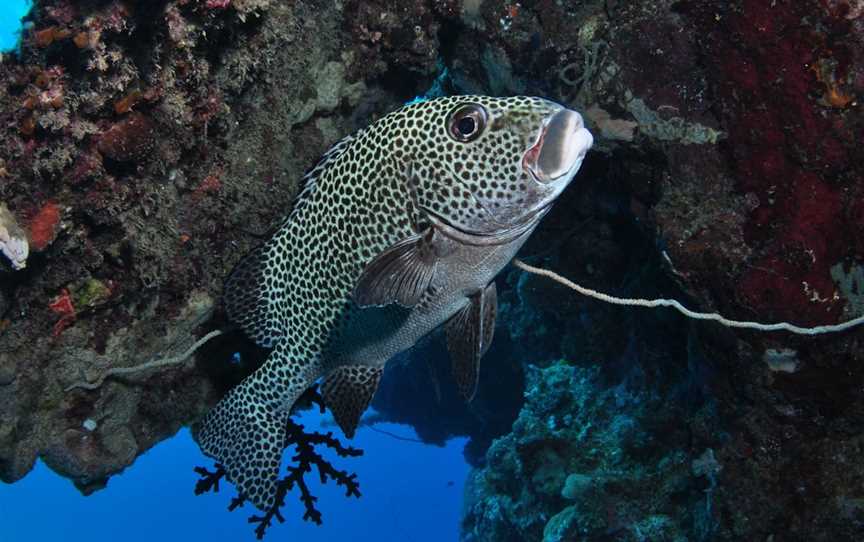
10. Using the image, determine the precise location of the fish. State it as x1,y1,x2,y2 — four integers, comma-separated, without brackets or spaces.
197,95,594,509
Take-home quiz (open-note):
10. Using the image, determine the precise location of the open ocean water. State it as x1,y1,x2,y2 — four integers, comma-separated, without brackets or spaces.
0,1,29,51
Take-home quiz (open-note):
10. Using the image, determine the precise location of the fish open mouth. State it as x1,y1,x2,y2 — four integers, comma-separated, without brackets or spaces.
421,203,550,247
523,108,593,185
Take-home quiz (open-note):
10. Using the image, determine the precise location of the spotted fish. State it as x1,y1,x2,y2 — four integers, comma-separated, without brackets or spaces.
198,95,594,509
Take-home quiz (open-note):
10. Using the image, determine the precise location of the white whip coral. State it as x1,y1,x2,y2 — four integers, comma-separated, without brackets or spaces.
513,259,864,335
0,202,29,271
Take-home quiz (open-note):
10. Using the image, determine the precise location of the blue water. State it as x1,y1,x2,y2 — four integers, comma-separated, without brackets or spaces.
0,411,469,541
0,0,29,51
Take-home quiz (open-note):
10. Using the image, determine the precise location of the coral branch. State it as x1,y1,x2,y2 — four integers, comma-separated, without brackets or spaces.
248,473,293,538
195,393,363,539
513,259,864,335
193,464,225,495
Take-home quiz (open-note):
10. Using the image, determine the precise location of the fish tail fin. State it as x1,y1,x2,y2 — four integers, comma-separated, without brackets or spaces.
197,347,318,510
197,377,286,510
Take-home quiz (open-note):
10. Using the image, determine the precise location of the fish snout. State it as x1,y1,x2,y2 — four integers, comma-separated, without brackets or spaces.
523,108,593,184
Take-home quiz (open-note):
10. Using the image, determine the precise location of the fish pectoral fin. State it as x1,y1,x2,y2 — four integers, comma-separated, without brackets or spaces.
322,365,383,438
445,281,497,402
352,230,441,308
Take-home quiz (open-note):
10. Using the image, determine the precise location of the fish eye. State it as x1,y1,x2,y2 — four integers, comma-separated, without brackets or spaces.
447,104,487,142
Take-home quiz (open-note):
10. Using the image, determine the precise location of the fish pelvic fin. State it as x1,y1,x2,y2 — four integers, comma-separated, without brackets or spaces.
196,345,319,510
446,282,497,402
322,365,383,438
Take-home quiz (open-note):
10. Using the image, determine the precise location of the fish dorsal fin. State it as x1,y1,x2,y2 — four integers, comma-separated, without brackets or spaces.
446,282,497,402
352,229,445,308
321,365,383,438
223,244,283,348
286,133,355,223
224,133,357,346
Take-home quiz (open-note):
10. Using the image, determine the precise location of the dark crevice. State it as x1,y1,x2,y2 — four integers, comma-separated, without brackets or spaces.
374,63,433,103
125,0,173,81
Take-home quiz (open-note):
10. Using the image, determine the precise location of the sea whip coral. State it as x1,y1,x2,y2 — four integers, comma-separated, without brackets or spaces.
0,203,29,270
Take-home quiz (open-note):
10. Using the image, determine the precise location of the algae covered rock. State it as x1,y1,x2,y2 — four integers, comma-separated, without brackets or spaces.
542,505,580,542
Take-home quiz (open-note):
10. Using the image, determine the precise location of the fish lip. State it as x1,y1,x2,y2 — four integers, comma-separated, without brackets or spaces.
526,145,585,185
522,108,592,184
421,204,549,247
524,149,582,185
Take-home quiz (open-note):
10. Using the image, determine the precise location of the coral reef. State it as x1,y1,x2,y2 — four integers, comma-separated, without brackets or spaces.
376,1,864,540
462,362,706,542
0,0,407,494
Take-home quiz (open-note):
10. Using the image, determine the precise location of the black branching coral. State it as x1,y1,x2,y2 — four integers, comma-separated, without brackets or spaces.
194,390,363,540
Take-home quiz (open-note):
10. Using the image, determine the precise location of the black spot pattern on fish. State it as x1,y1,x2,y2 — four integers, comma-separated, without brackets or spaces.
199,95,570,510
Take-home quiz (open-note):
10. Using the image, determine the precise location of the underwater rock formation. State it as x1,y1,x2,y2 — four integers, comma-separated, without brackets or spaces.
0,0,416,493
461,362,705,542
0,0,862,540
383,1,864,540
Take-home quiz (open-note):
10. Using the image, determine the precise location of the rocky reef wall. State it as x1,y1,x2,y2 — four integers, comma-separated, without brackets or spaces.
447,1,864,540
0,0,420,493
